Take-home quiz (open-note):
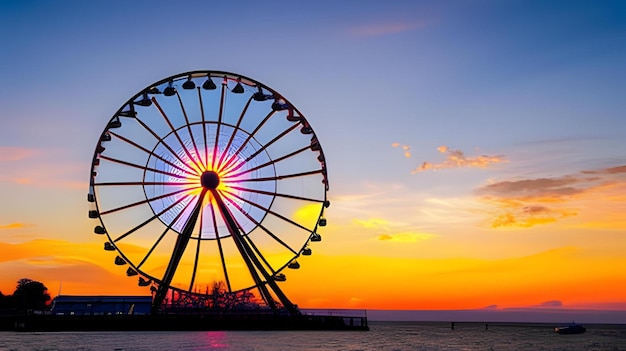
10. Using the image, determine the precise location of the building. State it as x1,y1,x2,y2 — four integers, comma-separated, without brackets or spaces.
51,296,152,315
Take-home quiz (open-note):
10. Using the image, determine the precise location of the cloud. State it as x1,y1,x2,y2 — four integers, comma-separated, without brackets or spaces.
353,216,437,242
477,177,587,199
354,218,390,229
0,222,35,230
523,205,550,214
348,20,432,37
411,145,507,173
538,300,563,308
392,142,411,158
491,213,560,228
483,198,578,229
349,297,364,305
0,147,87,189
0,147,40,162
377,232,436,243
583,165,626,175
477,164,626,228
478,165,626,200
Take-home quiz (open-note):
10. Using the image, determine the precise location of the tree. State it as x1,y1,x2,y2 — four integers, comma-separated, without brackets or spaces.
12,278,51,311
0,290,14,309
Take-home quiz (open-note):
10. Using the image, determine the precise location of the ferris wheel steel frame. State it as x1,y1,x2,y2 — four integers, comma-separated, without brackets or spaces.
88,71,329,316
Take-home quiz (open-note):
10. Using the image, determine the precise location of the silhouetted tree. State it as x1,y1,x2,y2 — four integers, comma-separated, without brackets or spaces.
12,278,50,312
0,290,14,309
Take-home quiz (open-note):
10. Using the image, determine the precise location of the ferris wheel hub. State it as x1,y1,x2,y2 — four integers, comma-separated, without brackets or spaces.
201,170,220,189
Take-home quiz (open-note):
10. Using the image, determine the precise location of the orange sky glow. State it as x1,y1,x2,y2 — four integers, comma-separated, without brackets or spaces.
1,158,625,312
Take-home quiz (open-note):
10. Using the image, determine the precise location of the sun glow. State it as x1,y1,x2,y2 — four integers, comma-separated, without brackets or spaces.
170,150,247,200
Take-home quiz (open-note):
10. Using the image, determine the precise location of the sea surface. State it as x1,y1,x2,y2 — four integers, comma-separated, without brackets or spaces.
1,322,626,351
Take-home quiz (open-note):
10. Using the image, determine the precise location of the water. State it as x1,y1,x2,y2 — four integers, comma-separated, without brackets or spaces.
2,322,626,351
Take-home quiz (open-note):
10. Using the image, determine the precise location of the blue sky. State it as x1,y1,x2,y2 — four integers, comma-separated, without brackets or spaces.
1,0,626,320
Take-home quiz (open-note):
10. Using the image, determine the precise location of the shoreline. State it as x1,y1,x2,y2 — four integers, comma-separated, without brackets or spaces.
0,313,369,332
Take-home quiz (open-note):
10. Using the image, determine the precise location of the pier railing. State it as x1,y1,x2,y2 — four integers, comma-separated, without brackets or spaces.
300,309,369,329
301,309,368,317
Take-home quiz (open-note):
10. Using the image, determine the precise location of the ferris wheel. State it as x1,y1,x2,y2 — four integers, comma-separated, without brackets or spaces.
87,71,329,314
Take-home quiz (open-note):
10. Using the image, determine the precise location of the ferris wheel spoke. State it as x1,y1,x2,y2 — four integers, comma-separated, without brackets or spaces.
211,80,227,170
216,96,253,169
151,97,205,173
176,91,206,171
108,131,196,177
210,188,278,309
134,117,198,175
222,123,300,175
244,123,300,164
136,193,199,269
100,187,193,216
99,155,190,180
243,230,277,275
153,188,208,310
113,194,193,243
223,201,278,275
223,144,311,179
224,185,325,204
221,193,298,255
197,88,209,168
94,181,196,187
188,205,204,291
236,169,324,183
221,189,312,234
217,110,275,174
208,200,232,292
135,229,166,270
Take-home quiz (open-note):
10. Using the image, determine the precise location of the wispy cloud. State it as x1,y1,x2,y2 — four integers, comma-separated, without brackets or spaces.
351,215,437,244
477,164,626,228
377,232,436,243
414,146,508,173
391,142,412,158
0,146,86,189
0,222,35,230
477,177,588,199
0,147,39,162
482,300,564,310
354,218,391,229
537,300,563,308
393,144,508,173
348,20,433,37
583,165,626,175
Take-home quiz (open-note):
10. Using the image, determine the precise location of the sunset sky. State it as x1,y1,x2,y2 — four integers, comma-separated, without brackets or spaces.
1,1,625,321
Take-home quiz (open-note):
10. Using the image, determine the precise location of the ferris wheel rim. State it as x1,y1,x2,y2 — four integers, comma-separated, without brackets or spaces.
88,70,330,304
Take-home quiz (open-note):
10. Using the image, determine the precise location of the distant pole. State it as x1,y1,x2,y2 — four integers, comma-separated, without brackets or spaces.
451,322,455,330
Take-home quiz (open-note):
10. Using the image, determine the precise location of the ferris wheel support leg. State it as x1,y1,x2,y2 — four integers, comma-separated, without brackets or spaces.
211,189,300,317
210,189,277,310
153,189,208,312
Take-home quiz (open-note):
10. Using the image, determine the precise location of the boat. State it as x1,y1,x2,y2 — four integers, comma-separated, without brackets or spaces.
555,322,586,334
